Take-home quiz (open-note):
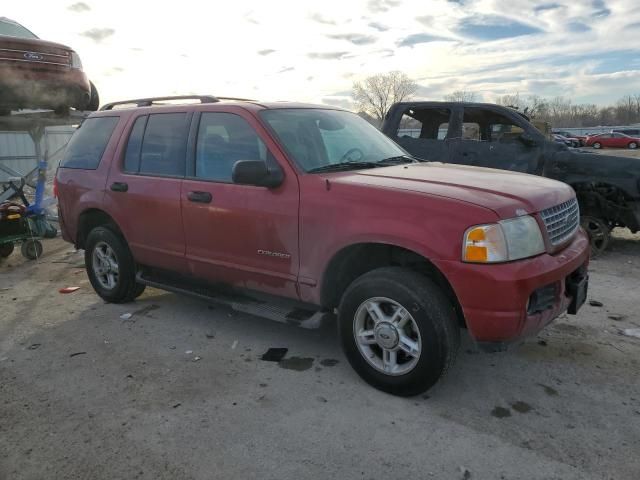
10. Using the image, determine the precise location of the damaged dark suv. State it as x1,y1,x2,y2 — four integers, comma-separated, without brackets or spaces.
382,102,640,254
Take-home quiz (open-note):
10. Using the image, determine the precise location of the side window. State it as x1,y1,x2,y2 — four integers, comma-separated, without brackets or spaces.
60,117,119,169
137,113,188,177
396,109,451,140
123,116,147,173
463,107,524,143
195,113,269,182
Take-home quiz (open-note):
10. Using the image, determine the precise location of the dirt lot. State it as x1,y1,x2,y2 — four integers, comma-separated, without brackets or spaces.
1,233,639,480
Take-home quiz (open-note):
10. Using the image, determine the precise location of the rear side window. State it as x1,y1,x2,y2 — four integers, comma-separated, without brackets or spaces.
123,113,189,176
60,117,119,169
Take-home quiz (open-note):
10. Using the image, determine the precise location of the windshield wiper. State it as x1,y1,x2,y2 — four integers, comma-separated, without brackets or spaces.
377,155,421,165
307,161,382,173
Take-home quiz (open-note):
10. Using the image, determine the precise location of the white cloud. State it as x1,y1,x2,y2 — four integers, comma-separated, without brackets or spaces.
3,0,639,106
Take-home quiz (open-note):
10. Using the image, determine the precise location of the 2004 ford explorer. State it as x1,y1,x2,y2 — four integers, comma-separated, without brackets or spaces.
55,96,590,396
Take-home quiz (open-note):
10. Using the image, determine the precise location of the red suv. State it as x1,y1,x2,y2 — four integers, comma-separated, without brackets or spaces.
0,17,99,114
56,96,590,396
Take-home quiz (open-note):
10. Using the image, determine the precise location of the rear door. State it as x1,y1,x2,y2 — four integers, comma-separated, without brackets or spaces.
104,111,191,273
448,106,544,174
180,109,300,299
611,133,628,147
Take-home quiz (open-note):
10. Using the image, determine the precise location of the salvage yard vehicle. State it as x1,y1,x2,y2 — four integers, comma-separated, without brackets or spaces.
383,101,640,254
56,96,590,396
0,17,99,114
585,132,640,149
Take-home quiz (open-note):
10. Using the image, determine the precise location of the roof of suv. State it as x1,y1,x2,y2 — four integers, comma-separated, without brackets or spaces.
96,95,346,115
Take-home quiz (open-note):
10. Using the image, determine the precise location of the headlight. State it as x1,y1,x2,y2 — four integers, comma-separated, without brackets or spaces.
463,215,545,263
70,51,83,70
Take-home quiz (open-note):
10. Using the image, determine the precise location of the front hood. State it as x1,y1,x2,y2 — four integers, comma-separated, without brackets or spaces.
335,163,575,219
0,35,72,55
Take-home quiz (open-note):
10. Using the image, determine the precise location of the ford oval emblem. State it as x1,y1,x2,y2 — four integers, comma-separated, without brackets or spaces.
23,52,44,61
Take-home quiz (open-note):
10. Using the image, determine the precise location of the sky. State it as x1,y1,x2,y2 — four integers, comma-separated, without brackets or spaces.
4,0,640,109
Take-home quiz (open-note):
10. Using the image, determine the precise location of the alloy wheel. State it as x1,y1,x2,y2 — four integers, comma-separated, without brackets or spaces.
92,241,119,290
353,297,422,376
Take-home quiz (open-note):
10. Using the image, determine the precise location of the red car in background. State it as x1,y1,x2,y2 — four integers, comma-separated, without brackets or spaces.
585,132,640,149
0,17,99,115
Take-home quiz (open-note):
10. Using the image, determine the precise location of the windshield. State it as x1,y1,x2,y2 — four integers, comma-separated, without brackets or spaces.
260,108,409,173
0,18,38,39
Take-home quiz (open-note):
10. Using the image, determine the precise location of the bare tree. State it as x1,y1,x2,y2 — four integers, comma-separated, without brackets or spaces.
352,71,418,124
444,90,477,102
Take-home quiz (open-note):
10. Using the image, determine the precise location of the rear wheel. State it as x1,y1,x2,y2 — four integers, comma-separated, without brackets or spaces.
85,226,145,303
338,267,459,396
581,216,610,256
592,142,602,149
628,142,638,149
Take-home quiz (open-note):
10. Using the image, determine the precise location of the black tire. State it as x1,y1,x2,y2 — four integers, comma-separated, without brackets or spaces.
87,81,100,111
338,267,460,396
0,243,14,258
628,142,638,150
592,142,601,149
581,216,610,256
21,239,42,260
85,226,145,303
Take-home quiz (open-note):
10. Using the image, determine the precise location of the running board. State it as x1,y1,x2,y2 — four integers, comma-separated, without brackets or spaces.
136,271,330,329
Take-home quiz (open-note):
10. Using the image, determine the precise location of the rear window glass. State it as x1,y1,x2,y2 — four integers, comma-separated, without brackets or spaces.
138,113,188,177
60,117,119,169
123,116,147,173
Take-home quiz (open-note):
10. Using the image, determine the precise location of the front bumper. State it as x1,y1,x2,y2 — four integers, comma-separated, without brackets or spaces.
0,64,90,110
437,229,590,350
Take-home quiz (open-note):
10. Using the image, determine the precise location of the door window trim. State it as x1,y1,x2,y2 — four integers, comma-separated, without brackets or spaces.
119,111,193,179
185,110,277,185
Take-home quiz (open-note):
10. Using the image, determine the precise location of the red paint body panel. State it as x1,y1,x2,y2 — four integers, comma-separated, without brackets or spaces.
56,101,590,346
436,229,589,342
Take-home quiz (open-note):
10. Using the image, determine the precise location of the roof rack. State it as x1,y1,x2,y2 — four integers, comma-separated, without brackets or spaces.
100,95,255,111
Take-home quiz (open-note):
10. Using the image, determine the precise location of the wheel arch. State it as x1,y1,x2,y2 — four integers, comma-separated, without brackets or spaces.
319,242,466,328
76,208,124,249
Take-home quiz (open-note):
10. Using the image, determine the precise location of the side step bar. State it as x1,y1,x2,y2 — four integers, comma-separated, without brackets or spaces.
136,272,331,329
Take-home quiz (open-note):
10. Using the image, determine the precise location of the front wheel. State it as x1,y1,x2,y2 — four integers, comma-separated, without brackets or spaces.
85,226,145,303
338,267,460,396
628,142,638,149
21,239,42,260
581,216,610,256
0,243,15,258
592,142,602,149
87,81,100,111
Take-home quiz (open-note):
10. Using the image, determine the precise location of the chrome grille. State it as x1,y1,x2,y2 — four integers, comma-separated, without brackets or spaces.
540,198,580,246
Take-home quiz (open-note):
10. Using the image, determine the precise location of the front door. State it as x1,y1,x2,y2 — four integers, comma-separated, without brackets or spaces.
390,106,454,162
181,110,300,299
448,106,544,174
105,111,191,273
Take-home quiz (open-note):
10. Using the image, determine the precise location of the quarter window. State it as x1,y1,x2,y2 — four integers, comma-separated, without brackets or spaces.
195,113,269,182
60,116,119,169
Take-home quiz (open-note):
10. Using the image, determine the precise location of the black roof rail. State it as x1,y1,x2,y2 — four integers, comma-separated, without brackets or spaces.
99,95,255,111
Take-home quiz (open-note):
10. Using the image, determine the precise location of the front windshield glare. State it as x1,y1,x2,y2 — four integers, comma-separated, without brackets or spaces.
0,20,38,39
260,109,407,172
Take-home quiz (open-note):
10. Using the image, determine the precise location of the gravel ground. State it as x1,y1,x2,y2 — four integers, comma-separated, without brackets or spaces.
1,233,639,480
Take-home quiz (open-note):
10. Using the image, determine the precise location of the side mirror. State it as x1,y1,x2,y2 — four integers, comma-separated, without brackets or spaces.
519,132,538,146
232,160,283,188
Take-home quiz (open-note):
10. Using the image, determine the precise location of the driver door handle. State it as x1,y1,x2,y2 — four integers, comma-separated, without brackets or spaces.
187,191,212,203
110,182,128,192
